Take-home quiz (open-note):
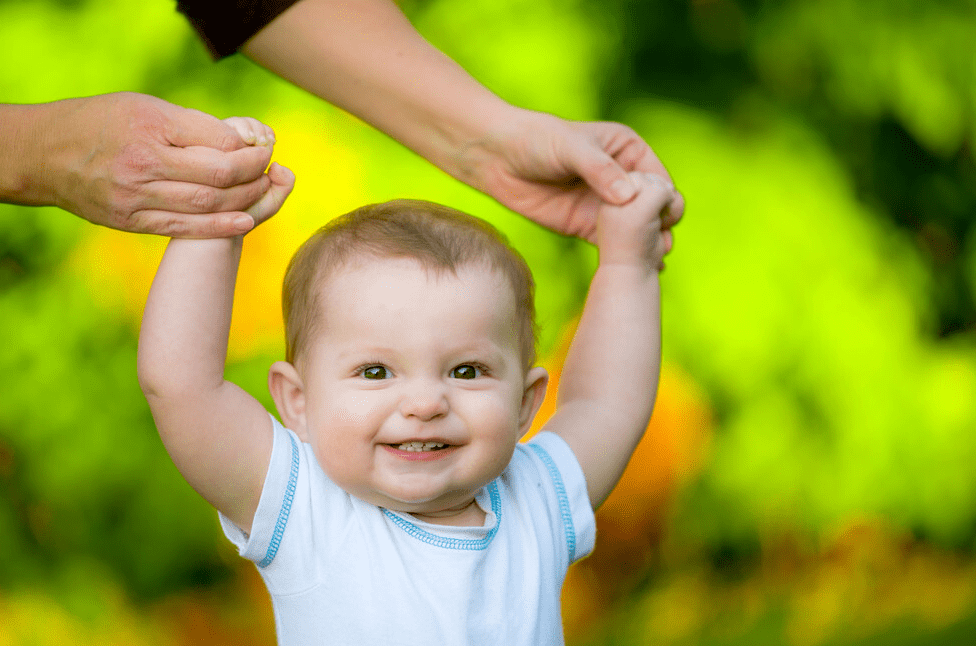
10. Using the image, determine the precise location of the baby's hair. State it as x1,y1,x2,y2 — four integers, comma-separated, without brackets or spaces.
282,199,537,370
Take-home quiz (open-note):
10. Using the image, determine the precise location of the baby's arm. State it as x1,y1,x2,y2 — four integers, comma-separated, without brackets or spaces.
137,118,294,533
543,173,676,509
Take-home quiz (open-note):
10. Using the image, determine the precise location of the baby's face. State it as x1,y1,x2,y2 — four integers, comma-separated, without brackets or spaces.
291,257,544,518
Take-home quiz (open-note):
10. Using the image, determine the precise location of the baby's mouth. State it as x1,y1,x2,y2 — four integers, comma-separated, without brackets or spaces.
391,441,449,452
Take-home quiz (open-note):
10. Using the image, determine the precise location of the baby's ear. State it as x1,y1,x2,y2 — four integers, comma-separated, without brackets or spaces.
518,367,549,437
268,361,309,441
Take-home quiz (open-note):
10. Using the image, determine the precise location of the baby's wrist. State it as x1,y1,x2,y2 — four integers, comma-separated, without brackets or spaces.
597,250,659,275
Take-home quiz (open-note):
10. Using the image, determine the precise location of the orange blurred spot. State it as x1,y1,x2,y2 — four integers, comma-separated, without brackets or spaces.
526,319,714,639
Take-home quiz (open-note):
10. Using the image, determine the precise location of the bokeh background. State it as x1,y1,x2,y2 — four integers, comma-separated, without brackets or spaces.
2,0,976,644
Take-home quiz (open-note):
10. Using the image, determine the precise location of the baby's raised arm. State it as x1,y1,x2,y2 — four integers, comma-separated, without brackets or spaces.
543,173,677,509
137,118,294,533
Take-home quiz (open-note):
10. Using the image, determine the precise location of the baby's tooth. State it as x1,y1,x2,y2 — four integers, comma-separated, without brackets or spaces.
396,441,445,452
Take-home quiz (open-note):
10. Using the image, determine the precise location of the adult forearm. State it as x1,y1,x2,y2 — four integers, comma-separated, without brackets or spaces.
241,0,683,243
0,102,64,207
242,0,515,182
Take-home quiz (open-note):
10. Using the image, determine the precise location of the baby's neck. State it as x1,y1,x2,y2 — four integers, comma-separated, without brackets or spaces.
409,499,486,527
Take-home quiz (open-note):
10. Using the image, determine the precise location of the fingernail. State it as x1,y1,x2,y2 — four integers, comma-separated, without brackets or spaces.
609,178,636,202
233,214,255,231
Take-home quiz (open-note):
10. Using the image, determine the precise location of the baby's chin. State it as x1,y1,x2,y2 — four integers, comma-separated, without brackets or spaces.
365,489,472,514
351,482,483,517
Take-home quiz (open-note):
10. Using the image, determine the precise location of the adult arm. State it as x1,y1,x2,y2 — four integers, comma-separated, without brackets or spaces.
542,173,675,509
137,122,294,531
0,93,280,237
239,0,684,242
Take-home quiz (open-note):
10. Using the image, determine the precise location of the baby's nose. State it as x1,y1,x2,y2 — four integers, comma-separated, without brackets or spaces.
399,381,449,421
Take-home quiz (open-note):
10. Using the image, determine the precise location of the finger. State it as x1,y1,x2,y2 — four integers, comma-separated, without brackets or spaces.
610,130,685,214
661,229,674,255
223,116,276,148
128,209,257,238
635,156,683,226
566,141,639,205
629,172,677,215
164,106,249,152
245,163,296,226
138,174,272,215
662,191,685,230
599,123,675,188
156,143,273,188
620,139,672,182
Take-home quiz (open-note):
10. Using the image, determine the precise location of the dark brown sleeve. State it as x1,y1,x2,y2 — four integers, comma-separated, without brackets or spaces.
177,0,303,60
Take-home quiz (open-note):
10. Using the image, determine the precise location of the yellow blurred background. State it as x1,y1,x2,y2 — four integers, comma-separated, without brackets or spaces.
2,0,976,644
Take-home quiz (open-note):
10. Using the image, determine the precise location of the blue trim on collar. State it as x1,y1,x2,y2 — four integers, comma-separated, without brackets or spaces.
528,443,577,561
258,432,300,568
382,482,501,550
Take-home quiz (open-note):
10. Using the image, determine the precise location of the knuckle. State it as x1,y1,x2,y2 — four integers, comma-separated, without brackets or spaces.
122,208,165,236
209,160,236,187
189,186,219,212
158,215,191,238
215,130,242,152
117,142,158,178
107,206,136,232
104,186,141,231
210,119,245,151
126,96,168,134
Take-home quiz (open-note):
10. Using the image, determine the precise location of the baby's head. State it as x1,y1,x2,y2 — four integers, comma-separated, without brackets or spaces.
269,200,549,520
282,199,537,373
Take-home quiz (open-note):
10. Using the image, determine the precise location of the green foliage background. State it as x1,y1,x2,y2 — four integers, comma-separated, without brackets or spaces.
1,0,975,643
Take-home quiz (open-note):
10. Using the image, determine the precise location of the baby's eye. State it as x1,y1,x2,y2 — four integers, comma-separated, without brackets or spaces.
360,365,391,380
450,364,483,380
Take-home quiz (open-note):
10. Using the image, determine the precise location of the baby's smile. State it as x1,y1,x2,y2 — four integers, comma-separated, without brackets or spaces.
393,440,449,452
383,442,458,461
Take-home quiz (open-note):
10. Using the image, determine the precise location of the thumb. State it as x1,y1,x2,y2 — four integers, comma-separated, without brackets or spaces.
246,163,296,226
567,142,638,205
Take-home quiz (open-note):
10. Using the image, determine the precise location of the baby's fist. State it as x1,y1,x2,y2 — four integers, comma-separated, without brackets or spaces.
596,172,676,270
222,116,294,227
224,116,276,149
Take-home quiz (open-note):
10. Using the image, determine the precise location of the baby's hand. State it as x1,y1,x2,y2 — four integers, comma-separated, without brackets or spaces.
596,172,677,271
223,116,295,227
224,115,276,148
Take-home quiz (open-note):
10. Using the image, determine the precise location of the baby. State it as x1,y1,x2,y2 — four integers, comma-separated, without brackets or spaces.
137,117,676,645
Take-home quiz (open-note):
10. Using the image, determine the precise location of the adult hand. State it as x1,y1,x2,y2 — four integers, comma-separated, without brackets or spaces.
2,92,277,237
464,111,684,244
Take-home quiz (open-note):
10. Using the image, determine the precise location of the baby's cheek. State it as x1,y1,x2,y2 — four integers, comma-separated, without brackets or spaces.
470,395,523,442
315,442,363,491
330,403,376,428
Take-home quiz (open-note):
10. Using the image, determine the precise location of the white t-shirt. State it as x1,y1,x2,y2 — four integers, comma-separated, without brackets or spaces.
220,416,596,646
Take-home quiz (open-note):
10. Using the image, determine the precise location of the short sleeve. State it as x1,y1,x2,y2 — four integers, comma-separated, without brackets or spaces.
219,414,300,567
176,0,302,59
525,432,597,562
